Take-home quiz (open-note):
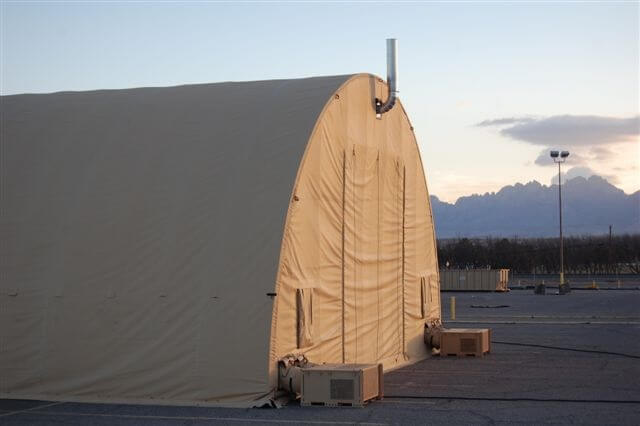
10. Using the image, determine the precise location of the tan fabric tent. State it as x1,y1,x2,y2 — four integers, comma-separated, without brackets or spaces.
0,73,441,407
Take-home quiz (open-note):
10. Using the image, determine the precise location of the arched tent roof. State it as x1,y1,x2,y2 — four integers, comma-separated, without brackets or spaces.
1,75,352,405
1,73,440,407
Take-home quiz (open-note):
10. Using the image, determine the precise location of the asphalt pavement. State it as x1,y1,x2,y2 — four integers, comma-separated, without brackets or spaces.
2,290,639,425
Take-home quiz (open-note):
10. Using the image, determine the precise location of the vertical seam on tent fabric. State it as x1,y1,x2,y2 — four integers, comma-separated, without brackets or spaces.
376,151,380,361
296,290,301,349
402,165,406,356
395,160,401,356
310,289,313,325
352,145,357,363
341,149,346,364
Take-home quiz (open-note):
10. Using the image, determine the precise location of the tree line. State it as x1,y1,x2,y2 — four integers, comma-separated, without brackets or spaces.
437,234,640,274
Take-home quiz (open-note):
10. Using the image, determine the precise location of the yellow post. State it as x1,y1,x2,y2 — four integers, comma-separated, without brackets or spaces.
450,297,456,321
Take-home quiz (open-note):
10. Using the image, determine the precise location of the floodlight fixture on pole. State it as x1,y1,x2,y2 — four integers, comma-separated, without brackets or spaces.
550,149,570,294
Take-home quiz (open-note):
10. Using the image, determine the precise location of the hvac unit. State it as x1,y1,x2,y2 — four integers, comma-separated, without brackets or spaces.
300,363,383,407
440,328,491,357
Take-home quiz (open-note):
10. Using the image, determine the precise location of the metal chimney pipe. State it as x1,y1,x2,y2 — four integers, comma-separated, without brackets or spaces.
376,38,398,115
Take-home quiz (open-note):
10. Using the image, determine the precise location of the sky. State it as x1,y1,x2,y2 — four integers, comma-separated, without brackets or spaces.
1,1,638,202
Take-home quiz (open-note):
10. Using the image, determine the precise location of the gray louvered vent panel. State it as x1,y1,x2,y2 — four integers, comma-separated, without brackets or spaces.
330,379,354,400
460,338,477,353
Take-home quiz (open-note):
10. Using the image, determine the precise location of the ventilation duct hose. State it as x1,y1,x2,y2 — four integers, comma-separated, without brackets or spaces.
376,38,399,115
424,323,443,349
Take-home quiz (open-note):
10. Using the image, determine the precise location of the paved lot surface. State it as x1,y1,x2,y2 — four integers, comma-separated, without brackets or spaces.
2,291,639,425
441,290,640,323
511,274,640,289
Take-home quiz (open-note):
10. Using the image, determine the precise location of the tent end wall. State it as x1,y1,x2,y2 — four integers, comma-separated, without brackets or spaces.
268,73,441,389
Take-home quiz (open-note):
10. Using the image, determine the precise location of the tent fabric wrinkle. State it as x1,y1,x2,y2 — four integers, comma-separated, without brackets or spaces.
0,73,441,407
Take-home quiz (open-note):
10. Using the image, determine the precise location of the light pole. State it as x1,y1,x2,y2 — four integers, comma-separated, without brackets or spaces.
550,150,570,294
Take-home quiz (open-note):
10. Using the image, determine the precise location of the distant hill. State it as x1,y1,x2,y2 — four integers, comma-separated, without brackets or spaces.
431,176,640,238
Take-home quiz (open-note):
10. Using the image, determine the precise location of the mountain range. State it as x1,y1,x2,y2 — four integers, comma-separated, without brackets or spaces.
430,175,639,238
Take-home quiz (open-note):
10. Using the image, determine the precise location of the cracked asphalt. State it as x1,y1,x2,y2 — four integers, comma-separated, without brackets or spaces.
2,290,639,425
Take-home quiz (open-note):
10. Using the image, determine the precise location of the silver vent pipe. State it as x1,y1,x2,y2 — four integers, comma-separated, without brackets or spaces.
376,38,398,115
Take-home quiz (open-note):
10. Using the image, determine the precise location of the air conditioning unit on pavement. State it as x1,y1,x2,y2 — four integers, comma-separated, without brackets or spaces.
440,328,491,357
300,363,383,407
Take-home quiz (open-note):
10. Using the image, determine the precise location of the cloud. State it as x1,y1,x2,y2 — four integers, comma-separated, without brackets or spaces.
477,113,638,194
613,164,638,171
476,117,533,127
534,148,589,167
589,146,615,161
551,166,620,185
478,115,639,146
534,145,626,170
556,166,596,184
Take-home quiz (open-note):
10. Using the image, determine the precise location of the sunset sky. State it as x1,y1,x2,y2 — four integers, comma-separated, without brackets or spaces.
2,1,638,202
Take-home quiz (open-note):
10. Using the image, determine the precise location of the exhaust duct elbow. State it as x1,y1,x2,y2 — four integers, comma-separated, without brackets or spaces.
376,38,399,115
